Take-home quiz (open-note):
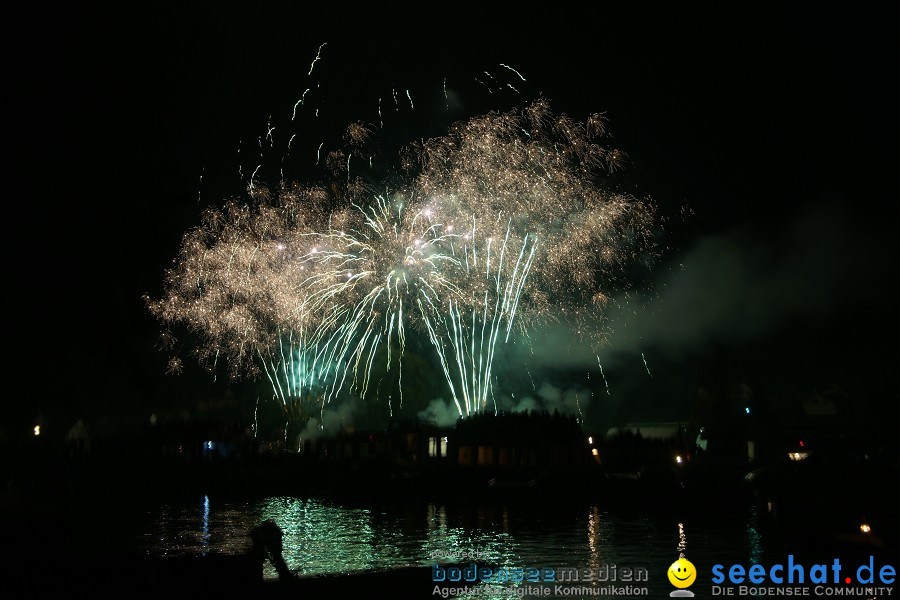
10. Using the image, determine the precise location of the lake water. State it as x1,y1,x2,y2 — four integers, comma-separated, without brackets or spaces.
37,481,893,599
134,493,787,598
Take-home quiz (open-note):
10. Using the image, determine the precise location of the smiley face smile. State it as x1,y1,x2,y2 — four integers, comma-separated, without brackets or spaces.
667,558,697,588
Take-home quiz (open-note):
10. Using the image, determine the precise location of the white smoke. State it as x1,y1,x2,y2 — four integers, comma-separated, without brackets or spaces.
419,383,591,426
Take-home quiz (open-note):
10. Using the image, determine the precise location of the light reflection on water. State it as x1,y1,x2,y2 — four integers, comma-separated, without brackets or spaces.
143,496,763,597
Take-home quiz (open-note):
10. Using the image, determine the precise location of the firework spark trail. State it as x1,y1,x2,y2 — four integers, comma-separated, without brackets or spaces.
499,63,526,81
253,396,259,438
266,117,275,146
641,351,653,379
308,43,327,76
424,225,538,414
597,356,611,396
150,101,655,422
525,363,536,390
292,89,310,121
474,77,492,94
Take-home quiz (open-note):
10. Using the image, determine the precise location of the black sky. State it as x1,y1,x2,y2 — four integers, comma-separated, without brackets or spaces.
12,5,898,430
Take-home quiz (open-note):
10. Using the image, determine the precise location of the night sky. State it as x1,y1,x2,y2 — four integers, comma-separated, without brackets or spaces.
12,6,898,436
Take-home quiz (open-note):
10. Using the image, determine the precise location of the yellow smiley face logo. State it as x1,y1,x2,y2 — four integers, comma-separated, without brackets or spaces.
668,558,696,588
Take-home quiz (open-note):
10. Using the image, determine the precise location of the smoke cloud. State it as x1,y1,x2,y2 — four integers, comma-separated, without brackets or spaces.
530,200,876,369
299,397,362,441
418,383,591,426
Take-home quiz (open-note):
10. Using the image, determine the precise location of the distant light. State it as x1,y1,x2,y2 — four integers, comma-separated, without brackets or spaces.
860,523,872,534
591,449,599,456
588,436,593,445
675,455,683,464
799,440,804,447
788,452,809,461
206,441,215,450
33,425,40,436
745,407,750,415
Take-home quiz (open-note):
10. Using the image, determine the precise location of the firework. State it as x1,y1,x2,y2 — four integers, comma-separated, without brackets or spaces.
148,100,654,424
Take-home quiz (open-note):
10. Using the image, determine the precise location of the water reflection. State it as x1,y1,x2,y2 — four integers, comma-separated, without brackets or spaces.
587,506,601,573
677,522,687,556
746,504,763,565
260,496,430,576
200,495,210,555
143,496,766,597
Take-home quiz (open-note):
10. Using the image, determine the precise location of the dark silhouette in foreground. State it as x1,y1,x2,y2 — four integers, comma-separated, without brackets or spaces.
251,519,294,582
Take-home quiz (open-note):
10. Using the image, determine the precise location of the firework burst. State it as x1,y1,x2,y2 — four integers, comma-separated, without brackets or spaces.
148,99,654,424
